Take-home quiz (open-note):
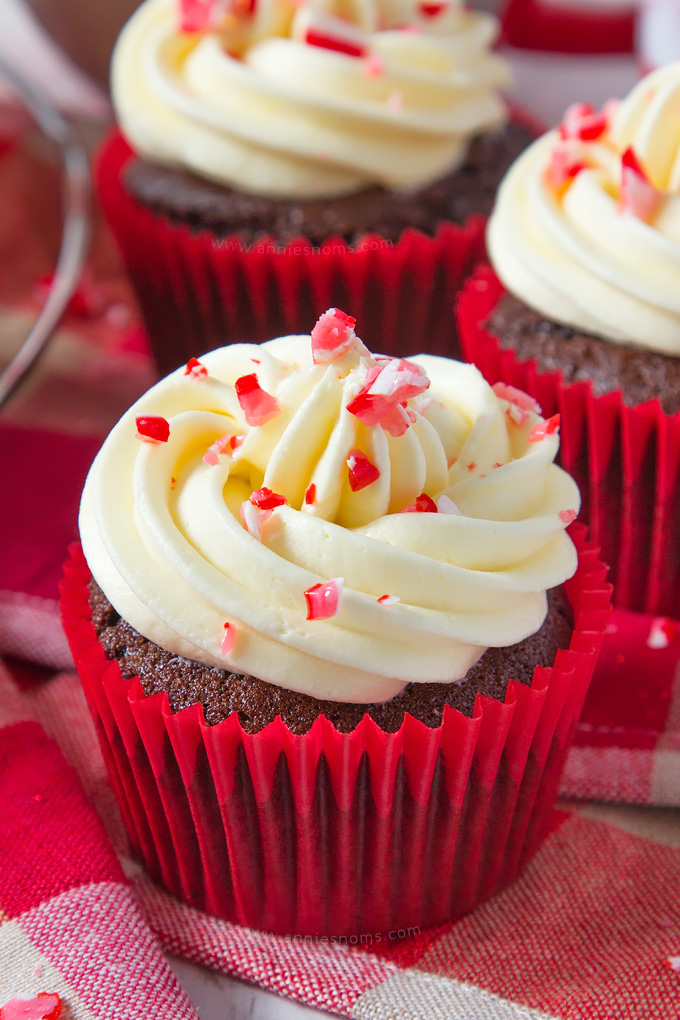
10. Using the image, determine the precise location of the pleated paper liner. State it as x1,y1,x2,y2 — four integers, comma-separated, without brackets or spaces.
457,265,680,620
60,530,610,937
95,130,488,376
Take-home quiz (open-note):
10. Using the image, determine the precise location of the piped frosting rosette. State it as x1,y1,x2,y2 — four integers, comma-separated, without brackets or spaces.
79,310,579,704
487,62,680,354
112,0,509,197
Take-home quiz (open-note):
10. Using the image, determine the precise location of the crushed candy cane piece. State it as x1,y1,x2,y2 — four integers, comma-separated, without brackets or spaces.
419,1,447,15
347,449,380,491
202,433,235,465
221,622,235,656
136,415,170,443
346,357,429,435
493,382,541,415
558,102,609,142
240,500,273,540
0,994,62,1020
437,494,462,515
559,509,577,524
303,12,368,57
399,492,438,513
466,461,476,472
547,146,587,189
647,617,675,649
249,487,288,510
364,53,384,77
377,594,400,605
179,0,216,32
305,578,344,620
311,308,359,363
620,147,660,222
184,357,208,378
304,483,316,505
235,373,281,426
529,415,560,442
665,956,680,972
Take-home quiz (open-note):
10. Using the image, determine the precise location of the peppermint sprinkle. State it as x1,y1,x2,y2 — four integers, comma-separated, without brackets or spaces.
437,494,462,516
304,483,316,505
249,487,288,510
558,102,608,142
202,433,234,466
377,594,400,605
346,357,429,437
0,994,63,1020
364,53,384,77
559,509,577,524
235,373,281,426
620,146,660,222
665,956,680,972
179,0,216,32
221,622,236,656
184,357,208,379
399,493,437,513
647,617,675,650
347,449,380,492
529,415,560,443
304,578,344,620
240,500,273,541
493,382,541,416
135,415,170,443
311,307,358,364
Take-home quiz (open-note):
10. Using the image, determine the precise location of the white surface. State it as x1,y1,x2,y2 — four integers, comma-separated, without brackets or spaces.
167,955,333,1020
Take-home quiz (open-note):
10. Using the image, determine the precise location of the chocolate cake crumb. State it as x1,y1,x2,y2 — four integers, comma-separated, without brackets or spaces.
123,121,535,247
88,580,573,734
487,292,680,416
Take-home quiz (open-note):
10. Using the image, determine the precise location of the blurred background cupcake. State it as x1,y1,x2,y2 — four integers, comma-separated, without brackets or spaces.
61,311,610,936
95,0,540,372
458,62,680,618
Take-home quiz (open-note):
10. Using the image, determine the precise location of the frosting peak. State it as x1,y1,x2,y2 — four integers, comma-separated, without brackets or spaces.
80,313,579,703
112,0,509,197
487,62,680,356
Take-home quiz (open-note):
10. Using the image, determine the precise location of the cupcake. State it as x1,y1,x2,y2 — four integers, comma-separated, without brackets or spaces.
97,0,538,373
458,63,680,617
60,310,610,936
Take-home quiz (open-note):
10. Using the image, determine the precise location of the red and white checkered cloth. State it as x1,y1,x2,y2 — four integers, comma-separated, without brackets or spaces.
1,117,679,1020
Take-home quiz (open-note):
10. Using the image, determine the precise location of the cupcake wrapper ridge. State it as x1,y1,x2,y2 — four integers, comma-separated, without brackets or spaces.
60,530,610,937
458,266,680,619
96,131,485,375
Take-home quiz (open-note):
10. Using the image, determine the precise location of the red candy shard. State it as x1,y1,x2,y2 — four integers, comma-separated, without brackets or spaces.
547,146,587,189
346,357,429,434
419,1,446,16
135,415,170,443
399,492,437,514
558,509,577,524
249,487,288,510
240,500,273,540
377,593,400,605
304,483,316,505
184,357,208,378
665,956,680,972
647,617,675,650
0,994,62,1020
558,102,608,142
493,381,541,414
620,147,660,222
235,373,281,426
346,449,380,492
529,414,560,443
304,578,344,620
304,18,367,58
311,307,358,363
179,0,216,32
221,622,235,656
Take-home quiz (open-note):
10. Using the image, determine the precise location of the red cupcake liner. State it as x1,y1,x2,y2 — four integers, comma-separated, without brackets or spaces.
95,130,488,375
457,266,680,619
60,529,610,936
501,0,635,55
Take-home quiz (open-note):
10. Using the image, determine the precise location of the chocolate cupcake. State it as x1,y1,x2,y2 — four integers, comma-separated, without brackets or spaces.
458,63,680,615
97,0,537,373
61,310,610,936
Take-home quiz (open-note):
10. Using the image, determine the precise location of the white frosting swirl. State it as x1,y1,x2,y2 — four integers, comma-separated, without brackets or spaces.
488,63,680,356
80,330,579,703
111,0,509,197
